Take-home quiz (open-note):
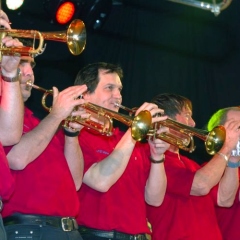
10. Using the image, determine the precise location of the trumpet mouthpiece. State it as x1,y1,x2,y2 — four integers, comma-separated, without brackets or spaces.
26,80,33,86
114,102,120,107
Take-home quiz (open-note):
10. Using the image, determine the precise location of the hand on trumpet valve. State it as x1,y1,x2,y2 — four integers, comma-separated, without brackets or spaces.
1,37,23,73
148,126,170,157
222,119,240,152
50,85,87,121
68,106,92,132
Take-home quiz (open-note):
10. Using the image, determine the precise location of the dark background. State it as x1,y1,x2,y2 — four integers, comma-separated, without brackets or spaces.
3,0,240,163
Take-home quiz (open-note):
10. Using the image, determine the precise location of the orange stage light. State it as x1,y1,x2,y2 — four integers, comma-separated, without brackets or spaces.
55,1,76,24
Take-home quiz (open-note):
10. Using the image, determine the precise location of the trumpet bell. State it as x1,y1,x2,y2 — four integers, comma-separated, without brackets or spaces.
205,125,226,155
131,110,152,141
41,19,86,56
66,19,86,55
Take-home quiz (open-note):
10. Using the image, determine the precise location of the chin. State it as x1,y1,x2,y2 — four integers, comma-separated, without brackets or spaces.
23,93,31,101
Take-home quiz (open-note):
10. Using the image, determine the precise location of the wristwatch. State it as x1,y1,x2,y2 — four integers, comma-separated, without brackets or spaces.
1,68,21,82
227,160,240,168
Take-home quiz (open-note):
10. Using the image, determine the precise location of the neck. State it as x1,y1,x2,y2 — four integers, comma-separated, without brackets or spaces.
168,145,180,154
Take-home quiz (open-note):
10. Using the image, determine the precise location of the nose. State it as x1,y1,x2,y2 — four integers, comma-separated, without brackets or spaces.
113,88,122,100
189,117,196,127
20,64,33,77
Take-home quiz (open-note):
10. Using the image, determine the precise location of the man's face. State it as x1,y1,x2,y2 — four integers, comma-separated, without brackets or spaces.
175,104,195,127
19,57,35,102
227,110,240,157
83,69,123,112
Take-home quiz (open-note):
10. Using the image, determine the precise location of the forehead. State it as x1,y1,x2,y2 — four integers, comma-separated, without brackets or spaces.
227,110,240,120
98,69,122,86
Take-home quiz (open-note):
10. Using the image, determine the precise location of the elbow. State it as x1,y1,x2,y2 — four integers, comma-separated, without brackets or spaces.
1,135,21,147
145,193,165,207
1,129,22,146
8,156,28,170
93,181,111,192
75,180,83,191
193,183,211,196
83,176,112,192
217,194,236,207
218,200,234,208
146,199,163,207
11,132,22,145
198,188,211,196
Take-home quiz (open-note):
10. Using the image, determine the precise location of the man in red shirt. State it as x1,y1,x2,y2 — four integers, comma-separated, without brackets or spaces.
147,93,240,240
0,10,24,240
2,44,88,239
207,107,240,240
73,62,169,240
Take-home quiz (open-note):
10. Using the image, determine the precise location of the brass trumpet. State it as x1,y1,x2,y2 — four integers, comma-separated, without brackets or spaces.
116,103,226,155
0,19,86,60
26,81,152,141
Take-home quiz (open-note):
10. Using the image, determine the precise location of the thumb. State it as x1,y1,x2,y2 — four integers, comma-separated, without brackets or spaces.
52,86,59,103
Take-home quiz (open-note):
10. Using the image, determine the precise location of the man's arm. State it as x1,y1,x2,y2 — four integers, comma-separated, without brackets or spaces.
64,133,84,191
83,103,167,193
0,74,23,145
83,128,136,192
145,126,169,207
7,111,64,170
7,85,87,170
0,36,24,145
191,119,240,196
217,158,239,207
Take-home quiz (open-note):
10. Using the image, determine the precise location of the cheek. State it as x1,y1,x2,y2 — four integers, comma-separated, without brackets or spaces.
181,117,189,125
175,115,185,124
20,84,25,91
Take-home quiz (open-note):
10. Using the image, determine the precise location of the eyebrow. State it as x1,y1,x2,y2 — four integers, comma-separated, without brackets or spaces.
20,59,36,68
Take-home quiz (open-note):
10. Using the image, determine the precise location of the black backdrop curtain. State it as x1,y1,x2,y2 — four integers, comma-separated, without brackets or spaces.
5,0,240,163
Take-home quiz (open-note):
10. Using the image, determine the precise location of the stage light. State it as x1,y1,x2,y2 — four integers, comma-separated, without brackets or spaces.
43,0,112,28
6,0,24,10
43,0,83,25
55,1,76,24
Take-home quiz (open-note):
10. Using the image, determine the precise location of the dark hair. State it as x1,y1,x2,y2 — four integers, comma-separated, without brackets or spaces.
151,93,192,118
207,107,240,131
74,62,123,93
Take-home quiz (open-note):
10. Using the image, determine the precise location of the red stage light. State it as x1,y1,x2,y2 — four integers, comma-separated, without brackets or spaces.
55,1,76,24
